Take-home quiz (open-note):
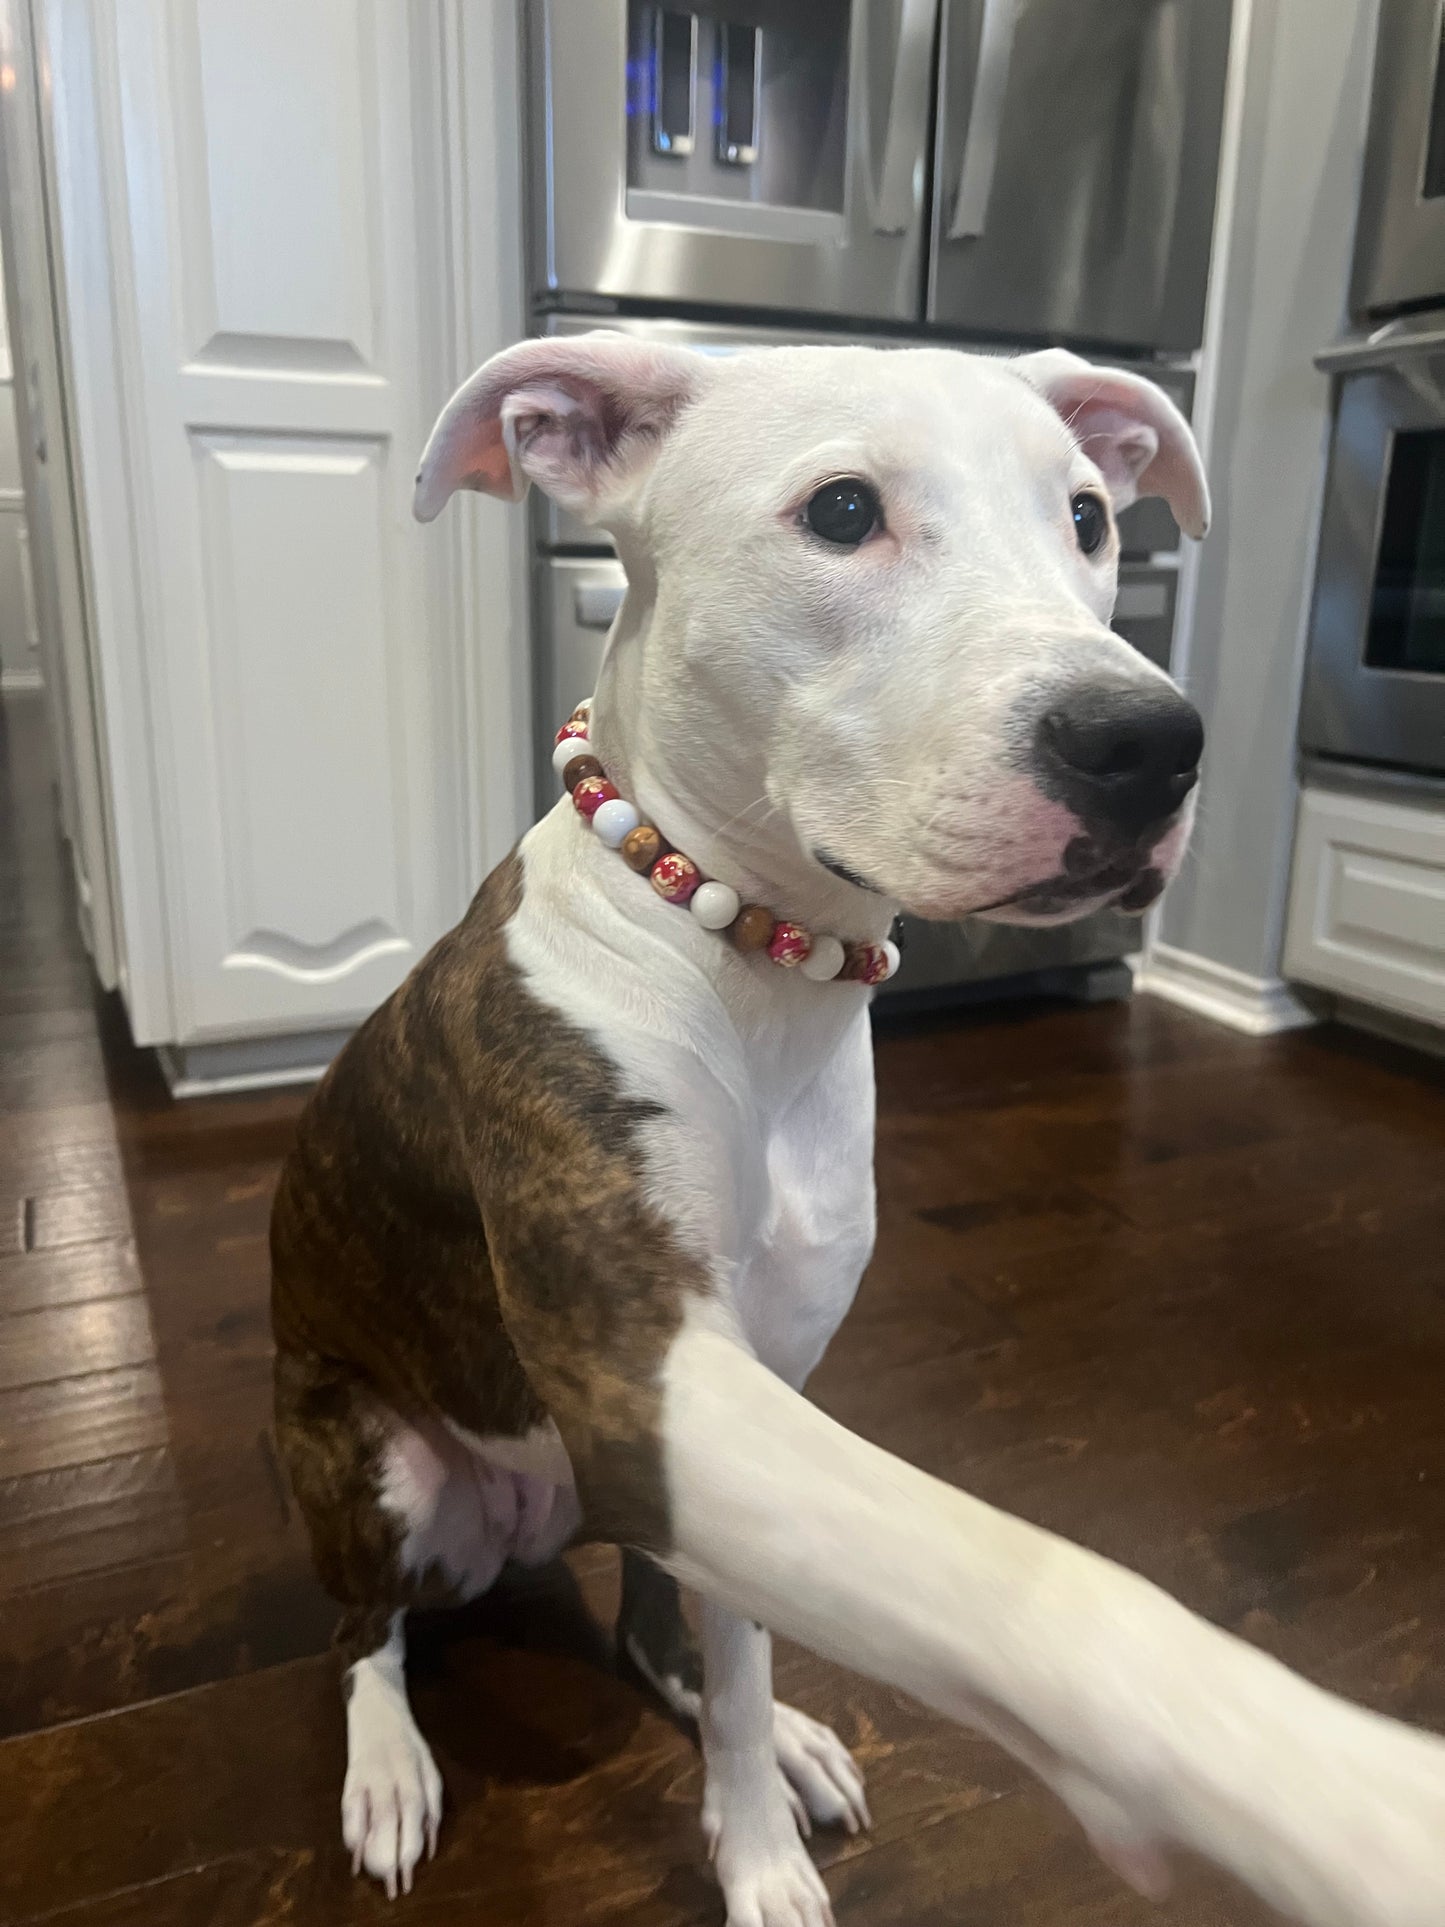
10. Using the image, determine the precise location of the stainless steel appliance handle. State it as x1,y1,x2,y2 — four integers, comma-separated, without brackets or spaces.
573,580,626,630
1315,319,1445,375
946,0,1019,242
873,0,940,235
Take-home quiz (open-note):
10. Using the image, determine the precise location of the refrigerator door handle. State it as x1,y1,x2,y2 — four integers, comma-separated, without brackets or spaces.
573,579,627,631
872,0,940,235
945,0,1019,242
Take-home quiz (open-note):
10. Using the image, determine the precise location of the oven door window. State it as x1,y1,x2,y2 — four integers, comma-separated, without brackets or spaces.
1366,429,1445,675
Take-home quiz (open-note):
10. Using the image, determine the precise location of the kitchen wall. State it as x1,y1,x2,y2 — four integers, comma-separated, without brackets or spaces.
1139,0,1381,1030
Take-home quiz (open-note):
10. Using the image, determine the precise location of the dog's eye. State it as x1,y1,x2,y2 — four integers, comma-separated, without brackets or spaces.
805,478,879,547
1071,492,1109,557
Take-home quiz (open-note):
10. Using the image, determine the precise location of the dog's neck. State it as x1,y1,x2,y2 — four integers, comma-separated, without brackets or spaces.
585,580,895,946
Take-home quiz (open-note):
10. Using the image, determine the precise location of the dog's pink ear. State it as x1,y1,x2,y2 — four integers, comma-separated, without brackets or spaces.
1015,348,1210,540
413,333,710,524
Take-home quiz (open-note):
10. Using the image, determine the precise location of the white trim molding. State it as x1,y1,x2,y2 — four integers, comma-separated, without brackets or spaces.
1134,940,1320,1036
1,665,43,691
158,1027,350,1099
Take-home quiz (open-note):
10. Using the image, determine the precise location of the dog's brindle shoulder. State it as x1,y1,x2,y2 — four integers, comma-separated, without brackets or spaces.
270,846,704,1602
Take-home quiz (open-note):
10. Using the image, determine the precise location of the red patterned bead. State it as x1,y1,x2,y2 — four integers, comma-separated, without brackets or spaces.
850,943,891,986
767,921,813,968
554,717,591,747
650,851,701,904
572,776,619,819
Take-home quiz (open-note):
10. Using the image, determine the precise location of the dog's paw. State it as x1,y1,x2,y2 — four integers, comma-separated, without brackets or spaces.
341,1725,444,1899
772,1703,870,1835
716,1846,835,1927
703,1772,835,1927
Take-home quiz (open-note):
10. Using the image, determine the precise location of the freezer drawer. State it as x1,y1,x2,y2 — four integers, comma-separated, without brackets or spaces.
533,548,1179,1002
534,555,628,816
883,904,1137,1000
535,557,1177,815
927,0,1232,353
1112,563,1178,671
524,0,933,324
530,314,1194,557
884,561,1178,999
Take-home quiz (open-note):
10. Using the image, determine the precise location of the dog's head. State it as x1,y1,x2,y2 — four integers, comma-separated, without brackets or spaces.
416,334,1208,925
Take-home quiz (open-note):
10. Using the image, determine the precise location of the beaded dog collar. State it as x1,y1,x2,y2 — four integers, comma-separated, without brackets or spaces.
551,703,900,986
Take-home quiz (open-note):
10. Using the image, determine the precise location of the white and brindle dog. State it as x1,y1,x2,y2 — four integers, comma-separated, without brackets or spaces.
271,335,1445,1927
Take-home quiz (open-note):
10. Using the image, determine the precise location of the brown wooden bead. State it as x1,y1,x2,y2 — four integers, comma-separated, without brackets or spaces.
731,904,776,952
562,754,602,793
620,825,663,873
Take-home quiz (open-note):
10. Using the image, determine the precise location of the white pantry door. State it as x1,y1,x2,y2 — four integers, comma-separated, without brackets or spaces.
99,0,460,1041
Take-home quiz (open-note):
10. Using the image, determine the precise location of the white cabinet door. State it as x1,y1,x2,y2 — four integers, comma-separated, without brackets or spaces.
100,0,459,1041
1283,786,1445,1028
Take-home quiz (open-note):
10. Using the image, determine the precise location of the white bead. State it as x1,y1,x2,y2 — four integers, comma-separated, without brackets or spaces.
877,938,902,982
689,880,741,930
552,734,593,776
800,933,846,981
591,797,640,848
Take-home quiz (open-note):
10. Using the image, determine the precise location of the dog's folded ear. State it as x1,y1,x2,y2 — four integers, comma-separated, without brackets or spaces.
1013,348,1211,541
413,333,710,524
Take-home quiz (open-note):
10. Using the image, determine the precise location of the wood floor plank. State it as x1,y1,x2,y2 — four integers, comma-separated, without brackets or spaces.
0,1446,185,1592
0,1362,167,1482
0,1532,332,1738
0,1295,156,1393
0,1239,142,1317
19,1182,134,1256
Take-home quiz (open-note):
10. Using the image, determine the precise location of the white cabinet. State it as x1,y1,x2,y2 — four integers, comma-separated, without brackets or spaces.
1283,785,1445,1029
106,1,456,1042
13,0,529,1079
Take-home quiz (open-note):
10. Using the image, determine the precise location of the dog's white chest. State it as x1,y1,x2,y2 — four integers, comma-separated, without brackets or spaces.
729,1006,878,1387
507,808,880,1389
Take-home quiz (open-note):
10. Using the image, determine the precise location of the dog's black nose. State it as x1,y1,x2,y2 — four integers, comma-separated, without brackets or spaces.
1038,684,1203,834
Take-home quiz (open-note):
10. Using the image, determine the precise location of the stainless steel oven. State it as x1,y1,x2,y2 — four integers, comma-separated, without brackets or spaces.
1301,323,1445,779
1353,0,1445,318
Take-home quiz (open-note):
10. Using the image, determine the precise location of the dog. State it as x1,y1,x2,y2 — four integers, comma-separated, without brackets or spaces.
271,334,1445,1927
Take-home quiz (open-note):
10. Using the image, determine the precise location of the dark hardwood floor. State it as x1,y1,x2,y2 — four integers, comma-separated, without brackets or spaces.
1,685,1442,1926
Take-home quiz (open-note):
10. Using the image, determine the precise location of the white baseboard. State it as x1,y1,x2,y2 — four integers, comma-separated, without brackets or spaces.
1134,940,1320,1036
157,1028,351,1098
1,667,43,693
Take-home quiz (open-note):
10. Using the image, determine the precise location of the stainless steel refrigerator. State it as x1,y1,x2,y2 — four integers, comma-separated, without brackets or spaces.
523,0,1232,1004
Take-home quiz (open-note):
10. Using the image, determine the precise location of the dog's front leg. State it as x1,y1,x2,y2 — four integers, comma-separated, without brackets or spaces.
700,1604,835,1927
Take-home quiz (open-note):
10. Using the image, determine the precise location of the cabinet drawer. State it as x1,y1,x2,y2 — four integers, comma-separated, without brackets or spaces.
1283,786,1445,1026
